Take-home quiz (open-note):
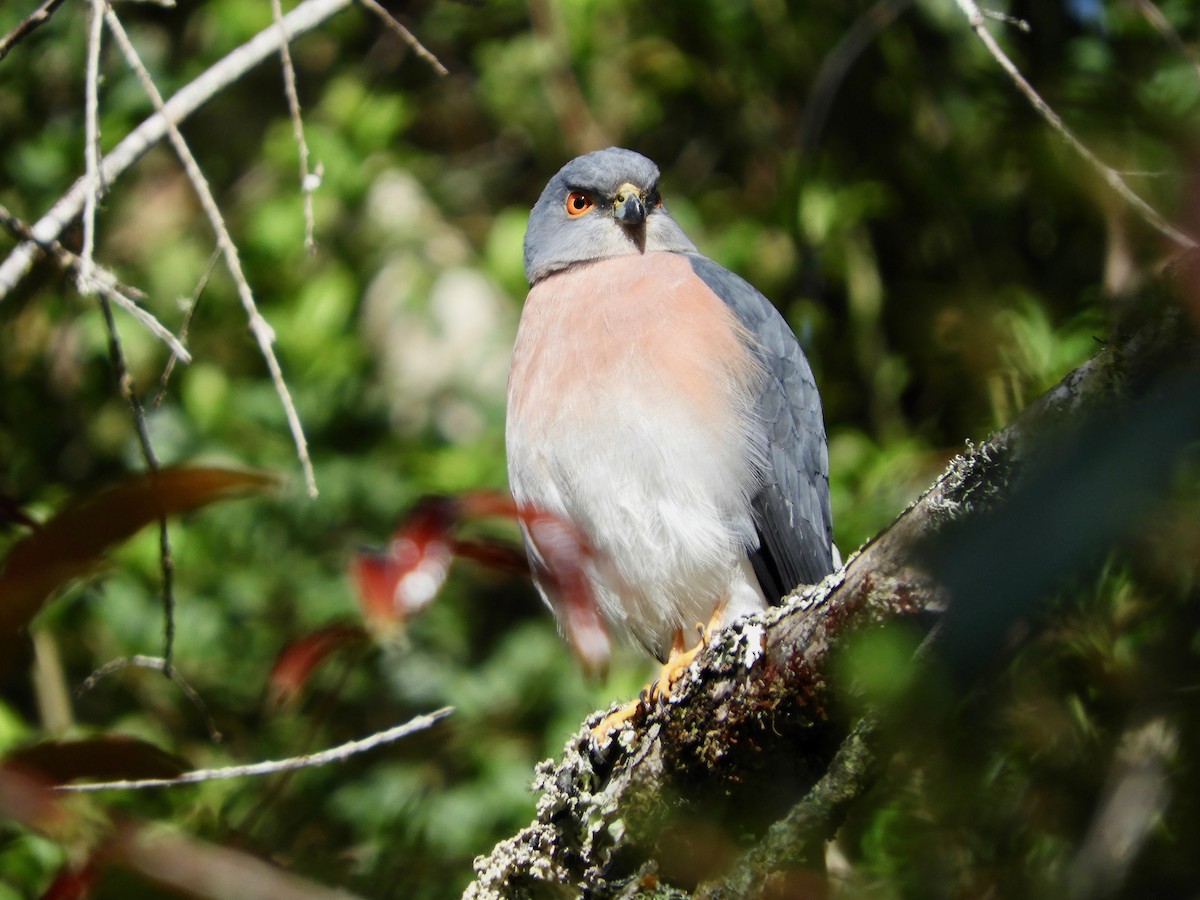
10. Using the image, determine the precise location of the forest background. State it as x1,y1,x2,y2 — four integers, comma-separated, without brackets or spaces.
0,0,1198,897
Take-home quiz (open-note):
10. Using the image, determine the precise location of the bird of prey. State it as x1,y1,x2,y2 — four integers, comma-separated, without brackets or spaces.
506,148,835,728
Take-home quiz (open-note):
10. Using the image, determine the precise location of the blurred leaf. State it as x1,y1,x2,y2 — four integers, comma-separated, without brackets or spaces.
0,494,37,532
0,765,66,833
349,496,460,632
0,466,277,666
268,624,369,708
38,862,99,900
5,736,188,786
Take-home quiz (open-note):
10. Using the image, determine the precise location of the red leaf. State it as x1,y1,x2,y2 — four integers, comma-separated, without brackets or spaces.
349,496,460,629
0,765,66,830
520,507,609,678
39,862,100,900
450,537,530,575
0,466,277,667
5,736,189,786
353,490,610,675
268,624,368,708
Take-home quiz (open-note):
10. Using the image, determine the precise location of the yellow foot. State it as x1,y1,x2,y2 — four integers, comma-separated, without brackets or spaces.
590,696,645,746
648,640,701,702
590,610,725,748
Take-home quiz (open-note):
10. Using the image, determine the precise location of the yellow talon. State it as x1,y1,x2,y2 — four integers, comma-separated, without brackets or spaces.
590,603,728,745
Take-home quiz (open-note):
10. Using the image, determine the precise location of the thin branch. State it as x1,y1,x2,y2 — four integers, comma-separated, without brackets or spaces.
696,715,881,899
1130,0,1200,83
57,707,453,791
952,0,1198,250
798,0,914,158
80,0,105,293
355,0,448,77
95,292,178,675
0,200,191,361
103,4,319,497
0,0,68,64
78,655,221,743
155,247,220,405
271,0,319,253
0,0,356,299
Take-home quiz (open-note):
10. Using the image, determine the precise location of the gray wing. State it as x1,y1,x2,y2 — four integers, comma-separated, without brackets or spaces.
687,254,834,602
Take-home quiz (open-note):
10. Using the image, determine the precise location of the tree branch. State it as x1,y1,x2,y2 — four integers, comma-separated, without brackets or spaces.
952,0,1197,250
0,0,356,300
0,0,68,64
57,707,453,792
463,295,1199,898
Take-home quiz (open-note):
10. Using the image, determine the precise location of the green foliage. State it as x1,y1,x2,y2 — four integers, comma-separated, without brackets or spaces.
0,0,1198,896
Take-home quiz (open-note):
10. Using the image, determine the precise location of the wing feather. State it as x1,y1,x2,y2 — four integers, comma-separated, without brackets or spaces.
686,254,835,601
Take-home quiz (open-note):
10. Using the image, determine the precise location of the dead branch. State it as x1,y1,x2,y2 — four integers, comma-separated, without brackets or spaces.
952,0,1197,250
0,0,356,298
0,0,68,64
57,706,452,792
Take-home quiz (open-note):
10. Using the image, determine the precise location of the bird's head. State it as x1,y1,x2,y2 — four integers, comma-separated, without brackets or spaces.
523,147,696,284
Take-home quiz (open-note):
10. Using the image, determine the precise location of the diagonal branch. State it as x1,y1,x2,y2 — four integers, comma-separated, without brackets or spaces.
355,0,448,77
0,0,68,64
463,299,1199,898
952,0,1197,250
57,707,453,791
0,0,356,300
0,200,191,360
103,3,318,496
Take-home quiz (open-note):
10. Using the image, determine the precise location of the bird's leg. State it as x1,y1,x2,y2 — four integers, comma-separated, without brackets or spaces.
590,602,729,746
590,694,646,746
649,602,725,702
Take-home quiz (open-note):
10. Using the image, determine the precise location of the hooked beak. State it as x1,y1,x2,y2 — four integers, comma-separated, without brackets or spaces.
613,183,646,228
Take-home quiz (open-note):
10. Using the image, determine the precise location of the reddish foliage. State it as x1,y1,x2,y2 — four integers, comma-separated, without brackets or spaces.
268,624,368,707
0,764,64,831
347,491,609,672
39,862,101,900
5,737,188,786
0,466,276,672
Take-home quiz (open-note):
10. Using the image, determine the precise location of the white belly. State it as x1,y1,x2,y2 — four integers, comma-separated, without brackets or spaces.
506,253,769,660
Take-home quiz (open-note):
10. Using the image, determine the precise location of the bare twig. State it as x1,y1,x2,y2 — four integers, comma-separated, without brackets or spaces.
355,0,448,77
1068,716,1179,899
0,200,191,360
155,247,220,405
114,824,362,900
57,707,453,791
0,0,357,299
80,0,105,292
952,0,1198,250
1130,0,1200,83
798,0,914,157
980,8,1030,32
95,292,179,675
271,0,319,253
104,4,319,497
78,655,222,742
0,0,68,64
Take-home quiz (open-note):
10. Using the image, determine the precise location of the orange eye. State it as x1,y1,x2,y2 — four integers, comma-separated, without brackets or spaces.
565,191,594,216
